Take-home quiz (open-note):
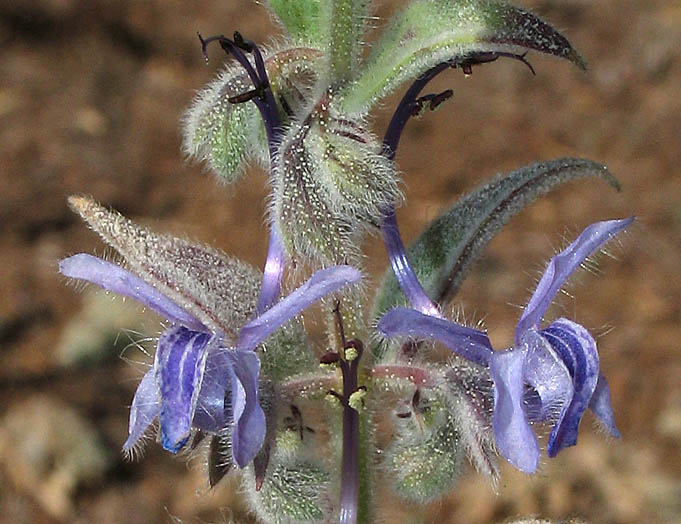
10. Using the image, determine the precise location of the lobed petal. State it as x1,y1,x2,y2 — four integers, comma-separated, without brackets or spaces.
516,217,633,341
123,369,160,453
489,347,539,473
225,350,266,468
193,349,233,433
155,326,216,453
238,265,362,351
371,159,621,358
378,307,493,366
540,318,600,457
588,373,621,438
60,254,205,332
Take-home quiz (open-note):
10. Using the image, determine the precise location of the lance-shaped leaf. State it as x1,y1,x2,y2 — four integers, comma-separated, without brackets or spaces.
183,45,322,181
341,0,586,114
319,0,373,82
372,158,620,322
68,195,261,337
266,0,322,43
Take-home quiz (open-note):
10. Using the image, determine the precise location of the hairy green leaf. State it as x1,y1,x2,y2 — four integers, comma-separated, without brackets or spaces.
372,158,620,319
341,0,586,114
249,456,331,523
266,0,322,42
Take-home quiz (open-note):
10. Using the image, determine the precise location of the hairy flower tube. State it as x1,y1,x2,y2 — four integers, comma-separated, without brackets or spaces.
378,217,633,472
60,196,361,467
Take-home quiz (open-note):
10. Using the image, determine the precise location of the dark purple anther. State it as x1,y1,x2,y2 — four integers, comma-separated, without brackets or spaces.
199,31,286,312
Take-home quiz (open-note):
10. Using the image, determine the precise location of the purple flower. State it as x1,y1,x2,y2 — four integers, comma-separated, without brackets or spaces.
60,197,361,467
378,218,633,472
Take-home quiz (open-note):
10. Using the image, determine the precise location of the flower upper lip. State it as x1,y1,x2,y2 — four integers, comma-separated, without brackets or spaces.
378,217,633,472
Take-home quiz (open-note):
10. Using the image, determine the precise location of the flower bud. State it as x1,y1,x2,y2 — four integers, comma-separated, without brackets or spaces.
273,91,401,264
384,390,463,503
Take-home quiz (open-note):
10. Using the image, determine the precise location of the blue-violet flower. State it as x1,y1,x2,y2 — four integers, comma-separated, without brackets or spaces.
378,217,633,472
60,196,360,467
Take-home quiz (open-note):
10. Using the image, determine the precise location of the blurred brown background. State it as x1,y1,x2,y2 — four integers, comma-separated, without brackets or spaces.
0,1,679,523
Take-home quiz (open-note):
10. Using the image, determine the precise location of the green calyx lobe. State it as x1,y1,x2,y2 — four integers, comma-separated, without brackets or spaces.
319,0,373,83
386,392,463,502
274,91,399,265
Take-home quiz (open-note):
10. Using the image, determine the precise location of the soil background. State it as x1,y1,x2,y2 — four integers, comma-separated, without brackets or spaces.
1,1,679,523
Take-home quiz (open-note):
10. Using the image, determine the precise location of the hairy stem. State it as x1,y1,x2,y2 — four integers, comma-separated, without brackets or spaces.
334,304,364,524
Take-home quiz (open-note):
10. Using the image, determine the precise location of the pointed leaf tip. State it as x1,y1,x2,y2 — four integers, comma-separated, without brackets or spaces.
342,0,587,113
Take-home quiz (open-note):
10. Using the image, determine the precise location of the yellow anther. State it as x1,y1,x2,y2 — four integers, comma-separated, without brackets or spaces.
348,389,366,412
345,347,359,361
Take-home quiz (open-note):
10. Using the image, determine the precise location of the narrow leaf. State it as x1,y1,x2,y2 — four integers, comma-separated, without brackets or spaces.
341,0,586,114
372,158,620,318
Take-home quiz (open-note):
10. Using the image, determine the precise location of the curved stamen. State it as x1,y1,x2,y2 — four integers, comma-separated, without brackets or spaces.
199,31,285,311
199,33,261,88
380,53,536,316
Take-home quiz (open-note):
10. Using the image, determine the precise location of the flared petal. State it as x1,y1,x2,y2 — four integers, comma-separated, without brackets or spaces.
540,319,599,457
225,350,265,468
67,196,261,337
521,329,573,422
155,326,216,452
588,373,621,438
489,347,539,473
516,217,634,341
123,369,160,452
238,265,362,351
60,254,205,331
378,307,493,366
